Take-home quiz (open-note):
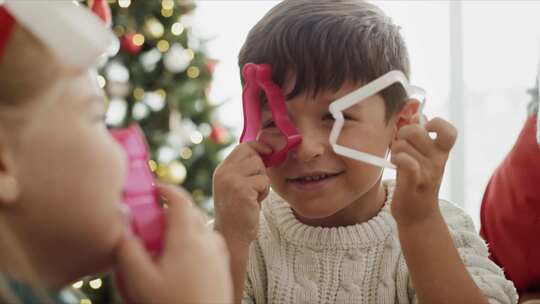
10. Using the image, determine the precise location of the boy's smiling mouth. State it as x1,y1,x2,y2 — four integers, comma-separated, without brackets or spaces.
287,171,344,188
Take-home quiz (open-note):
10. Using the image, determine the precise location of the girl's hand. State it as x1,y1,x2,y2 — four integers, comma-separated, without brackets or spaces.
115,184,233,304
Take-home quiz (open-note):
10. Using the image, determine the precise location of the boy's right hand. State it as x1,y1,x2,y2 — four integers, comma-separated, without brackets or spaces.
212,142,271,246
115,184,233,304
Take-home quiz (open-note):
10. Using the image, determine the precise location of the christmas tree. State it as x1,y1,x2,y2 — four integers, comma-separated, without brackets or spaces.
75,0,233,302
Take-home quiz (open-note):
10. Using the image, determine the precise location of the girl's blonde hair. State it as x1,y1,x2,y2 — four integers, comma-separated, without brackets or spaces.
0,25,61,304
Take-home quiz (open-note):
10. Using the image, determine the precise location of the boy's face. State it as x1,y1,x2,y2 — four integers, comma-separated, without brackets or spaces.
5,69,128,285
261,80,399,225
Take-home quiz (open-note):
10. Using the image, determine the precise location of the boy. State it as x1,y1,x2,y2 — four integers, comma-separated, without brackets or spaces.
213,1,517,303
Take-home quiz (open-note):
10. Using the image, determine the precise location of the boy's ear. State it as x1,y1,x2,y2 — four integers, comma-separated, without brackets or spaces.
0,132,20,206
396,99,421,129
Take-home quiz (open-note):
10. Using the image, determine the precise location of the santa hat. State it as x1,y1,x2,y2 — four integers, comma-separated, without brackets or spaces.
0,0,117,69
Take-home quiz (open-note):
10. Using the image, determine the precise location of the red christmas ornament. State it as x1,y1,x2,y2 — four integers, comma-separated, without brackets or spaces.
205,58,219,75
121,34,142,55
210,123,228,144
89,0,112,27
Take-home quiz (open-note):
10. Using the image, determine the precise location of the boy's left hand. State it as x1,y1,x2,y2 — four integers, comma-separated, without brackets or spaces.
390,116,457,226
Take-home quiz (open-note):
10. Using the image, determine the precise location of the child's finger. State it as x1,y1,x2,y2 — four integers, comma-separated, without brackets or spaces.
156,184,205,243
115,231,160,298
229,141,272,163
222,144,252,163
391,139,427,165
242,154,267,176
396,124,435,157
392,152,421,188
425,118,457,152
248,174,270,202
247,141,273,156
157,183,194,211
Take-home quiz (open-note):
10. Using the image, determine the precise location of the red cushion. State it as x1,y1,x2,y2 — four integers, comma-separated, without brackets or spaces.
480,115,540,292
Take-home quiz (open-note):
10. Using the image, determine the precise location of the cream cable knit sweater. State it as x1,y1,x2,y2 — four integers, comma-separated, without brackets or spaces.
242,181,518,304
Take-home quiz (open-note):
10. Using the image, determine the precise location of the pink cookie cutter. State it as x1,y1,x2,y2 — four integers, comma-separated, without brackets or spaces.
240,63,302,167
110,124,165,254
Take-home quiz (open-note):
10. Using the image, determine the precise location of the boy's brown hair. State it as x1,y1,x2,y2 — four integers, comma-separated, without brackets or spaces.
238,0,410,121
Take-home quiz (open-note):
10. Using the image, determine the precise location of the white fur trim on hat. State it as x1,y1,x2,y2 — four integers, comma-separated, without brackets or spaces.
4,0,117,69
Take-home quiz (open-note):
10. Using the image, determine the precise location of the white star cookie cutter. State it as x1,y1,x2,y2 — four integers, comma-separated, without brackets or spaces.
329,70,426,169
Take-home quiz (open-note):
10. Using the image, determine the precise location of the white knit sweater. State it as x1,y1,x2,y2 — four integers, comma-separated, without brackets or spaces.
242,181,518,304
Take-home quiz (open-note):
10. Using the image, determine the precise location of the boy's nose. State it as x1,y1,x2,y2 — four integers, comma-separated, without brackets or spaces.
290,129,326,163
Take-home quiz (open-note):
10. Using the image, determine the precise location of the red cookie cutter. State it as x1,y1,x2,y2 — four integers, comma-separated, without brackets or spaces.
110,124,165,255
240,63,302,167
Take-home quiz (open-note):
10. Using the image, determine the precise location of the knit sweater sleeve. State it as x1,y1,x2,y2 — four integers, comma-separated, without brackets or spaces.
242,230,269,304
406,200,518,304
242,272,255,304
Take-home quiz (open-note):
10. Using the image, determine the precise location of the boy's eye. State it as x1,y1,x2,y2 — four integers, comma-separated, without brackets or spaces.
324,112,353,121
262,119,276,129
323,113,335,121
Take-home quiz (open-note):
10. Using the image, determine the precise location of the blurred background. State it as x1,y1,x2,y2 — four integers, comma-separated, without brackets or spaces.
79,0,540,303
